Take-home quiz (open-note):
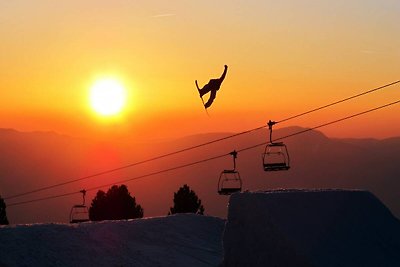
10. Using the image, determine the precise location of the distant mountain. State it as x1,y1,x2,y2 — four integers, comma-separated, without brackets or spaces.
1,127,399,224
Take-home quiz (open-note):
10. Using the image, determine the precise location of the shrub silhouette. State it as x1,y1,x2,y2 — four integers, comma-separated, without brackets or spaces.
169,184,204,215
89,184,143,221
0,196,9,225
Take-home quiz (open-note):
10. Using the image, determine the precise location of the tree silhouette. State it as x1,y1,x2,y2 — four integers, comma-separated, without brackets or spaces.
169,184,204,215
89,184,143,221
0,196,9,225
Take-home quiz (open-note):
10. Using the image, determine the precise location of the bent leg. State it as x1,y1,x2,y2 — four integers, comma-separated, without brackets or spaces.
204,90,217,108
198,79,219,97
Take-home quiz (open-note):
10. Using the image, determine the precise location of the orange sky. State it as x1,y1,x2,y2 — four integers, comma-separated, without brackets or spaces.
1,1,399,140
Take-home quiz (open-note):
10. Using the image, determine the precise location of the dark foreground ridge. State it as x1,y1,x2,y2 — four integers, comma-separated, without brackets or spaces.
0,214,224,267
2,189,400,266
222,189,400,267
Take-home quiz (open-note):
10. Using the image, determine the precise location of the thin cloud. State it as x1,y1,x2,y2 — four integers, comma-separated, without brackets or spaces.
360,50,376,54
151,13,176,18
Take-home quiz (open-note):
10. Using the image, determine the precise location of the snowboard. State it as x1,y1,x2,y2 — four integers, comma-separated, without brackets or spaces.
195,80,209,116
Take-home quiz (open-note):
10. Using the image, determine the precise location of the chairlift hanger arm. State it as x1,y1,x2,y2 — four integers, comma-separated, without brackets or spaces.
229,150,238,170
267,120,277,143
80,189,87,205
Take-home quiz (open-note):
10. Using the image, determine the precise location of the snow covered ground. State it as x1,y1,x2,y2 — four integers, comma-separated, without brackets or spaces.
2,189,400,267
0,214,225,267
223,189,400,267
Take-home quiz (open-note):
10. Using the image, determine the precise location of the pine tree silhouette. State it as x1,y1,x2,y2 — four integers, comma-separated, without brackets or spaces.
0,196,9,225
89,184,143,221
169,184,204,215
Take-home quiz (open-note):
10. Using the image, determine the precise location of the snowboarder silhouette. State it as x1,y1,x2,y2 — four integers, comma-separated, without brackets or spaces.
195,65,228,109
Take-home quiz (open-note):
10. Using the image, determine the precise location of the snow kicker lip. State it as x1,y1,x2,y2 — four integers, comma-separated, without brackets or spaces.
223,189,400,267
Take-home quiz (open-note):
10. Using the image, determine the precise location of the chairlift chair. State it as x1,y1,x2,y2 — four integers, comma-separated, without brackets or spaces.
262,120,290,172
70,189,90,224
218,151,242,195
262,142,290,171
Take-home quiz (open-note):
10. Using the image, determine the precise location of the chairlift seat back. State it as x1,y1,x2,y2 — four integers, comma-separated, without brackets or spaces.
222,169,237,174
262,142,290,172
70,205,89,224
218,187,241,195
263,162,290,171
218,170,242,195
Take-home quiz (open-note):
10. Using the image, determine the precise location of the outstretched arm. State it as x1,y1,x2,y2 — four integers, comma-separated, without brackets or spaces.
219,65,228,82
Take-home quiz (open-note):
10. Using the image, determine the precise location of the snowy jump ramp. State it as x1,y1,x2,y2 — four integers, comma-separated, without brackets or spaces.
222,189,400,267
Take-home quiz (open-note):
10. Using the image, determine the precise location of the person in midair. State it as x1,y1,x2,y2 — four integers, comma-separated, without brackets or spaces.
195,65,228,109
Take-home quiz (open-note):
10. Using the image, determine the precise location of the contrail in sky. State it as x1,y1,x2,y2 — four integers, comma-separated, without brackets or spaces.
151,13,176,18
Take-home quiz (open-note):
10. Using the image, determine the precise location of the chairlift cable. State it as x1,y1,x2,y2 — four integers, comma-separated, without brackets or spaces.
4,80,399,201
238,99,400,153
276,80,400,124
84,153,228,193
7,99,400,208
7,153,228,207
4,126,265,201
7,191,78,207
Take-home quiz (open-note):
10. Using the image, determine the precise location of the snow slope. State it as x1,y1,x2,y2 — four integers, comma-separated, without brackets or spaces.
222,189,400,267
3,189,400,267
0,214,224,267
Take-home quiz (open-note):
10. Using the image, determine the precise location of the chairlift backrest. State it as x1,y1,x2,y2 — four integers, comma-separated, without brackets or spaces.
69,189,90,223
217,150,243,195
69,205,89,224
218,170,242,195
262,142,290,171
262,120,291,172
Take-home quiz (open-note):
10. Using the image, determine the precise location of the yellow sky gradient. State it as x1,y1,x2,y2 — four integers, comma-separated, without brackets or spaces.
1,0,399,140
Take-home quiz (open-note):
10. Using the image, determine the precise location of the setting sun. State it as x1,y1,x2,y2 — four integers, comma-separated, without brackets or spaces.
90,79,127,116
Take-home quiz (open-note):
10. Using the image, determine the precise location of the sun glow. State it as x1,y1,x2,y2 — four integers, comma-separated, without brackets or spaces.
90,79,127,116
